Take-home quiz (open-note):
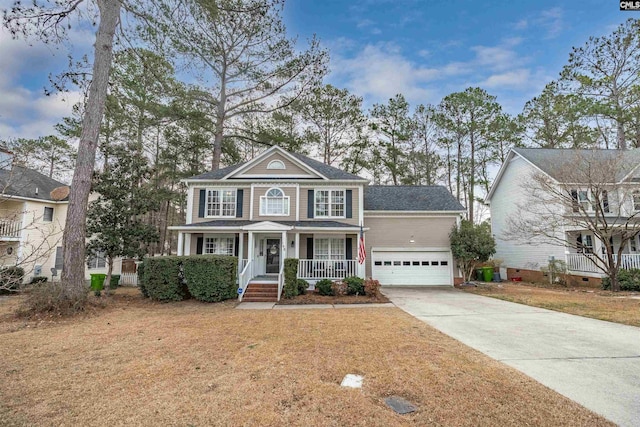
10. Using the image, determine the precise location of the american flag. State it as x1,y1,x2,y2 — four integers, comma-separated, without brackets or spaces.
358,225,366,264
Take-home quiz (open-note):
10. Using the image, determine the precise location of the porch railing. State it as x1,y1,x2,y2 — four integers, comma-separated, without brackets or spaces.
238,260,252,302
566,253,640,273
277,263,285,301
0,219,20,239
298,259,358,280
241,258,248,272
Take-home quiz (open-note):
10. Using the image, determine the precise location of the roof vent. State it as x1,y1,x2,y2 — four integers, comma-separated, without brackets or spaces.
35,187,39,196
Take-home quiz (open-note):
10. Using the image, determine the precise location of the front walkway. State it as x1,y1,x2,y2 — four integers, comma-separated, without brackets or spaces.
382,286,640,427
236,302,393,310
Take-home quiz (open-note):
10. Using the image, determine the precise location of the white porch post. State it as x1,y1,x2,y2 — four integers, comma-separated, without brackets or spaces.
281,231,287,270
184,234,192,256
177,232,184,256
248,231,254,275
294,233,300,259
238,232,244,273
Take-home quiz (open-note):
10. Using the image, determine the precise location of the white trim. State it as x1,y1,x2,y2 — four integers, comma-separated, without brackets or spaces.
313,187,347,219
243,221,293,231
249,184,255,220
169,225,366,233
267,159,286,170
184,234,192,256
296,185,300,221
204,188,237,218
364,210,465,216
294,233,300,258
222,146,329,180
183,178,369,185
313,235,346,260
259,187,290,216
202,234,235,255
177,232,184,256
186,186,195,225
0,194,68,204
358,186,364,227
233,174,318,179
372,246,452,252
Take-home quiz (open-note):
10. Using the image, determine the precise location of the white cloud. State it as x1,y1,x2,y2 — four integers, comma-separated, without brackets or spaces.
479,69,531,88
512,7,565,39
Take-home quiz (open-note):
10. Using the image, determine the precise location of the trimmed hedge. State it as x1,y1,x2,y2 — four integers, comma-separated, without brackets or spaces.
602,269,640,291
182,255,237,302
344,276,365,295
30,276,48,285
283,258,299,299
316,278,333,296
141,256,185,301
137,261,148,298
297,279,309,295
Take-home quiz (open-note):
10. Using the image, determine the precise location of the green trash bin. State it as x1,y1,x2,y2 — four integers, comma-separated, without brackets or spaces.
90,274,106,291
475,269,484,281
110,275,120,289
481,266,494,282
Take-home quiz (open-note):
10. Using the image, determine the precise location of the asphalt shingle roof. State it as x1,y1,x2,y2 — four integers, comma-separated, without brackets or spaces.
364,185,465,211
188,148,367,181
0,166,68,201
513,147,640,182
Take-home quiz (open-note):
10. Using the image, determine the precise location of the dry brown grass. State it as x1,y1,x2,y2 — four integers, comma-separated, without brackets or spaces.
0,288,611,426
464,282,640,327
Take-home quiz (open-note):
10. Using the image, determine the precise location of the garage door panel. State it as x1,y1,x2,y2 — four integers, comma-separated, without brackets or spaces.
372,250,452,286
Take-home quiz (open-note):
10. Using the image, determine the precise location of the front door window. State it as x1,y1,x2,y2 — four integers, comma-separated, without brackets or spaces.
266,238,280,273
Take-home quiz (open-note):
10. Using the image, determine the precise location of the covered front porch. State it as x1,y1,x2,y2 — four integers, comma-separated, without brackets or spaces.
172,220,366,301
564,230,640,275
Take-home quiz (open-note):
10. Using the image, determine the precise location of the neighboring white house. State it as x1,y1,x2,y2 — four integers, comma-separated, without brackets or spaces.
487,147,640,282
169,146,465,301
0,148,123,283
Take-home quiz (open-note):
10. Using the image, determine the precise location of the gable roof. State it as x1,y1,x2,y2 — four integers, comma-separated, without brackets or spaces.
187,146,367,181
364,185,465,212
0,165,69,202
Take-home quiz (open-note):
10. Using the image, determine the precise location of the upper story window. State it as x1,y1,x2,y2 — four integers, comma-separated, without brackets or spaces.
570,189,609,213
633,190,640,211
87,250,106,269
315,189,345,218
43,207,54,222
260,188,289,216
267,160,286,170
207,189,236,217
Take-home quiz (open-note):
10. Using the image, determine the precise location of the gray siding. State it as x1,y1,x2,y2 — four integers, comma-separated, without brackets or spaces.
241,152,310,176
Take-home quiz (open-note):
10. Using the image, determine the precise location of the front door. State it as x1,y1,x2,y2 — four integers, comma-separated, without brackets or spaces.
265,238,280,274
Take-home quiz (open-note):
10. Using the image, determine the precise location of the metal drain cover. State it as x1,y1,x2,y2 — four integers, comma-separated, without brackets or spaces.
384,396,417,414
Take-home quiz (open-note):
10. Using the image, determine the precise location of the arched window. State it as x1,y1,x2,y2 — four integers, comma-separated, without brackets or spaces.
267,159,286,170
260,187,290,215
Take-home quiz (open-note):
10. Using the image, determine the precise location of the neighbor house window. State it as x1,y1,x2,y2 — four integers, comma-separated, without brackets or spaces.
633,190,640,211
314,238,345,260
314,190,345,218
260,188,289,216
87,251,106,269
577,234,594,254
206,189,236,217
43,207,54,222
204,237,234,255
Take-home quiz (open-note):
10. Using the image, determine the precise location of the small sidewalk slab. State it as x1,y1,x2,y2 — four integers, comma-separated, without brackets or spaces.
235,302,275,310
334,303,394,309
274,304,333,310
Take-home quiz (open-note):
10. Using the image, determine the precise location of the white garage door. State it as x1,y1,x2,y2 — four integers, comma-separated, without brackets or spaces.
372,249,453,286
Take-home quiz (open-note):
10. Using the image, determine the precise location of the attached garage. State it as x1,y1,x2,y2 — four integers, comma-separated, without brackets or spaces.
371,248,453,286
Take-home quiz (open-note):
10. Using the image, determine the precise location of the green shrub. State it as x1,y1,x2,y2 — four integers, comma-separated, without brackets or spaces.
602,269,640,291
316,278,333,296
344,276,365,295
142,256,185,301
137,261,148,297
182,255,237,302
0,266,25,294
283,258,299,299
364,278,382,298
297,279,309,295
30,276,48,285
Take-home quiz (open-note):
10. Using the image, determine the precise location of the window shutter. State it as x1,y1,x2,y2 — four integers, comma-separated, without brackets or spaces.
345,237,353,260
55,247,63,270
345,190,352,218
196,237,203,255
306,237,314,259
198,189,206,218
236,189,244,218
571,189,579,213
234,235,239,256
307,190,314,218
602,190,610,213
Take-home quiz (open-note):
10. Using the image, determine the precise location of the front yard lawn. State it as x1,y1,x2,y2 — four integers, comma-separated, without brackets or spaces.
463,282,640,327
0,288,610,426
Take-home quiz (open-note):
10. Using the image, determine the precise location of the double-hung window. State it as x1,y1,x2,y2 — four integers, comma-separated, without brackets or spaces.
315,189,345,218
87,251,106,269
314,238,345,260
260,188,289,216
43,207,54,222
204,237,234,255
207,189,236,217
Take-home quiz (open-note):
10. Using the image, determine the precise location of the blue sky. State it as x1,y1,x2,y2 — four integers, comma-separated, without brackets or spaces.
0,0,634,139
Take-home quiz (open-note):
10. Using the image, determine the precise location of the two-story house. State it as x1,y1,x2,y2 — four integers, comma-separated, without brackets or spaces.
488,147,640,283
170,146,465,301
0,148,124,284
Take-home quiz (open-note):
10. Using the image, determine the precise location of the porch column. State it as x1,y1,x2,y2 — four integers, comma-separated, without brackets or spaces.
248,231,254,267
238,232,245,273
294,233,300,259
184,234,192,256
281,230,287,271
177,232,184,256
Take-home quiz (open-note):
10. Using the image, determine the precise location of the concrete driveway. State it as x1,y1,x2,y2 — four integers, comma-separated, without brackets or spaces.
383,287,640,427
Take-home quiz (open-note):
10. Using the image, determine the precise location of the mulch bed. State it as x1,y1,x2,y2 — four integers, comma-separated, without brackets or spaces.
277,291,390,305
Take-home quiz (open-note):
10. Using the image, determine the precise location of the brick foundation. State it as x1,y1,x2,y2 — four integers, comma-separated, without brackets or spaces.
506,268,602,288
453,277,464,285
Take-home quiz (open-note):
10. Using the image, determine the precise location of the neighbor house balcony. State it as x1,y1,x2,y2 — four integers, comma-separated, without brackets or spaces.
0,218,21,240
566,253,640,274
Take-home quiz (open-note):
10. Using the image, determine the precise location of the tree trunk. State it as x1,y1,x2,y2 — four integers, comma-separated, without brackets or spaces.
617,119,627,150
104,256,113,295
61,0,121,298
469,120,475,224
